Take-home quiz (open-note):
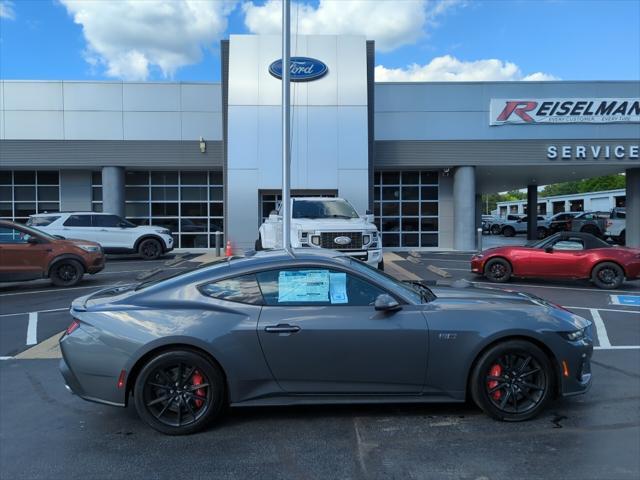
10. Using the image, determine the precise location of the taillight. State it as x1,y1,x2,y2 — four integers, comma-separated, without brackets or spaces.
66,319,80,335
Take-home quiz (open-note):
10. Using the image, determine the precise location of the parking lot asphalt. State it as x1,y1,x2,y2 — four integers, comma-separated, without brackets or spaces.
1,251,639,479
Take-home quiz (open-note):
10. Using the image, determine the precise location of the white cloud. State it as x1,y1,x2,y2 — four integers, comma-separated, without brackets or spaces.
59,0,238,80
375,55,559,81
0,1,16,20
243,0,463,52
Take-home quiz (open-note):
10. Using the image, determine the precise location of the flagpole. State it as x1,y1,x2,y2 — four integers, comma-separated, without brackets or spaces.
281,0,291,253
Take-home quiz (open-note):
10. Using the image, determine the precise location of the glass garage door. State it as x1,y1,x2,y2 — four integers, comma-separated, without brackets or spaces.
0,171,60,223
373,171,439,248
92,170,224,249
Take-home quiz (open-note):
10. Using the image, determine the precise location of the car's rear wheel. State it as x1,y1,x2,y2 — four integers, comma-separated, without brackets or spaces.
536,227,548,239
484,258,512,283
490,224,501,235
50,259,84,287
254,237,263,251
591,262,624,289
139,238,162,260
471,340,553,422
134,349,225,435
502,226,515,237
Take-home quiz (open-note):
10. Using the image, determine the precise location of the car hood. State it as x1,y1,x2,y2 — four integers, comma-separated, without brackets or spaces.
292,217,377,231
57,238,101,248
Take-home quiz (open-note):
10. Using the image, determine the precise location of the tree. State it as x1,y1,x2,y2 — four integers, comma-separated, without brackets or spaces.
540,174,625,197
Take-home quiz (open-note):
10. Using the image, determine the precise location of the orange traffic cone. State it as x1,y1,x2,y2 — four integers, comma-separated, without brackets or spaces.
225,240,232,257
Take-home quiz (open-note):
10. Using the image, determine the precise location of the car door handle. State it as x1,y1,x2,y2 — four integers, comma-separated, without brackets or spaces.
264,324,300,334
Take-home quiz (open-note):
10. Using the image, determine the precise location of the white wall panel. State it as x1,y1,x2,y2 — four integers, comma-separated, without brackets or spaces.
181,84,222,112
257,35,282,106
4,111,64,139
123,112,181,140
257,106,281,188
64,111,123,140
229,35,260,106
226,169,259,252
307,106,338,188
307,36,337,106
338,169,368,214
123,83,181,111
227,106,259,168
291,105,308,188
4,81,63,110
337,37,367,106
181,112,222,141
338,107,368,169
64,82,122,111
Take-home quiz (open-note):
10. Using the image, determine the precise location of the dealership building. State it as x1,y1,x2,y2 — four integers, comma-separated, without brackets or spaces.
1,35,639,250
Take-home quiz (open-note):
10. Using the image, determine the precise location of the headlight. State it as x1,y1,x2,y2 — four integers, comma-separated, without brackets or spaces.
560,328,586,341
155,229,171,235
363,234,370,244
472,254,484,260
78,245,101,253
310,235,320,246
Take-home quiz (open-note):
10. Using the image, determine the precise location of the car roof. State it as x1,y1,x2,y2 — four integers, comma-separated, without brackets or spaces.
30,211,112,217
292,197,343,202
548,231,611,249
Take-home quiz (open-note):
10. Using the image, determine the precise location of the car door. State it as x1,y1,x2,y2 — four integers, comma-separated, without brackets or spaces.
0,226,50,281
92,215,132,249
256,266,428,394
527,236,588,278
60,214,97,242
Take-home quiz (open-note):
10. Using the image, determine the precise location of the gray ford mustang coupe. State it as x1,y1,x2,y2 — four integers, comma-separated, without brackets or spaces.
60,249,593,435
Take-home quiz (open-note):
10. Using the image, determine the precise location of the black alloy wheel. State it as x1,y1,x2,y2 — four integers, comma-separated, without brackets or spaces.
591,262,624,289
471,340,552,421
484,258,512,283
134,350,225,435
536,227,548,240
255,237,263,251
490,224,501,235
50,259,84,287
139,238,162,260
502,226,516,237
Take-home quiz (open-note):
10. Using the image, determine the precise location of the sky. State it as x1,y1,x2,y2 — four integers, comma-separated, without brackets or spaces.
1,0,639,83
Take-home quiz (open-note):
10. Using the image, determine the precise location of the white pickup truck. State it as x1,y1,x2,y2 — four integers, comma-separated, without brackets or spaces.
605,207,626,245
256,197,384,269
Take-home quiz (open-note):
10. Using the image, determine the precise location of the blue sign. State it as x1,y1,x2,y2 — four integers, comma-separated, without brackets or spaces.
610,295,640,306
269,57,328,82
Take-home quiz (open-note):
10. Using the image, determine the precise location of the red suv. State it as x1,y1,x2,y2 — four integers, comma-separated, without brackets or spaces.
0,220,105,287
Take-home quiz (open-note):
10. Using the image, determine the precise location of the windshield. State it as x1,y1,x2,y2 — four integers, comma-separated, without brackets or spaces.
18,224,58,241
342,257,426,303
292,199,359,219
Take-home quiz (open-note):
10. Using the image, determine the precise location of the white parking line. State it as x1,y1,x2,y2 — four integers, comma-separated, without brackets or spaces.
594,346,640,350
0,307,68,318
0,356,14,361
26,312,38,346
590,309,611,348
565,306,639,314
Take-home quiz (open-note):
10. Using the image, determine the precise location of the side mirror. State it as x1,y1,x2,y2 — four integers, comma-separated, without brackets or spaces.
374,294,402,312
545,246,553,253
27,236,40,244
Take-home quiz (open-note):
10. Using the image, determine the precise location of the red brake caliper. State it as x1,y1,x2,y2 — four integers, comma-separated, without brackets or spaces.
191,370,205,408
488,364,502,401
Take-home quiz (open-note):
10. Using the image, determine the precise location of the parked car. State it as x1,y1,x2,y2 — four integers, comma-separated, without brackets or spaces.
605,207,626,245
0,219,105,287
257,197,383,268
27,212,174,260
546,212,582,234
61,248,593,435
471,231,640,289
569,211,610,237
499,215,548,238
481,215,502,234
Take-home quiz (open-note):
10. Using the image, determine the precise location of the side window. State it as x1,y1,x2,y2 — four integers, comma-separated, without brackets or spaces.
554,239,584,251
0,227,30,244
256,268,387,307
93,215,122,227
63,215,91,227
200,274,263,305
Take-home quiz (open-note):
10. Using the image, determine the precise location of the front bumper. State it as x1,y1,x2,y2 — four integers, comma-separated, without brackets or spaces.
559,338,594,397
339,248,383,266
160,234,175,253
470,257,484,274
86,254,106,274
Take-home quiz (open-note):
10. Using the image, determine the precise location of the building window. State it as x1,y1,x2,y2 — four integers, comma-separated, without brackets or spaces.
373,171,438,248
93,170,224,248
0,171,60,223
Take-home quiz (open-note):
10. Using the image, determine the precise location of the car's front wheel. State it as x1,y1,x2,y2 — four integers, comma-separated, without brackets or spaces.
138,238,162,260
470,340,553,421
591,262,624,289
490,224,501,235
50,259,84,287
134,349,225,435
502,226,515,237
484,258,512,283
255,237,263,251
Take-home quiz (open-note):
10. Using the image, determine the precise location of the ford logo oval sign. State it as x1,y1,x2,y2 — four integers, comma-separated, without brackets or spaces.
333,236,352,246
269,57,328,82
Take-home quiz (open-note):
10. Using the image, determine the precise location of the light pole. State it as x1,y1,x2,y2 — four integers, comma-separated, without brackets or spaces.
281,0,291,253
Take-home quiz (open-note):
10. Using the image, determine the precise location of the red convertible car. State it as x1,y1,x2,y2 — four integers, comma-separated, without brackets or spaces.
471,232,640,289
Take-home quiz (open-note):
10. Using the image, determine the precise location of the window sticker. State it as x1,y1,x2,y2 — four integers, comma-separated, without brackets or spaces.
278,270,329,303
329,272,348,304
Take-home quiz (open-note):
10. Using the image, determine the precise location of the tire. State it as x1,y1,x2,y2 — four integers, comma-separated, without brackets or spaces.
378,259,384,271
254,237,263,251
134,349,225,435
591,262,624,289
536,227,548,240
502,226,515,237
138,238,162,260
484,258,512,283
470,340,553,422
490,224,501,235
580,225,601,237
50,259,84,287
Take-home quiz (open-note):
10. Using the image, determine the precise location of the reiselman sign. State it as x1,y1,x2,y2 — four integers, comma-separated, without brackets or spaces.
490,98,640,125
